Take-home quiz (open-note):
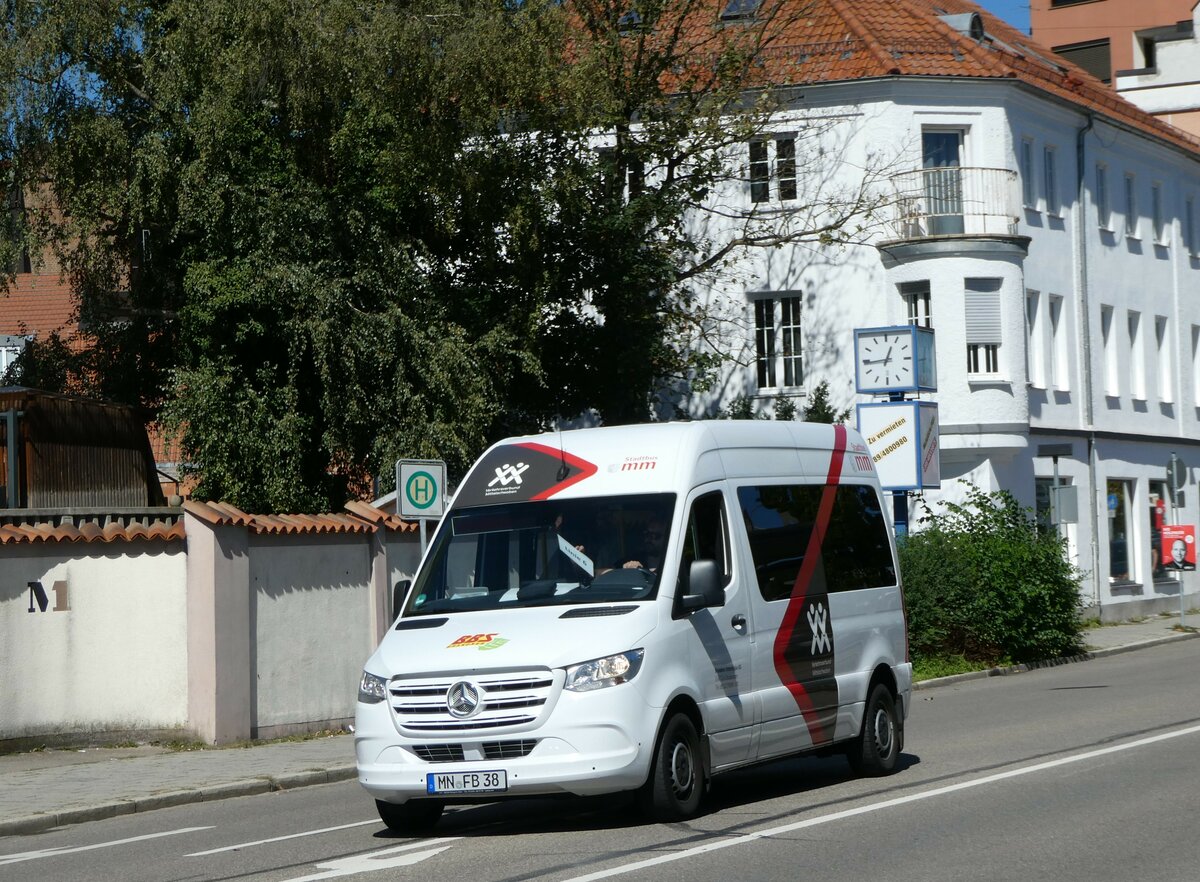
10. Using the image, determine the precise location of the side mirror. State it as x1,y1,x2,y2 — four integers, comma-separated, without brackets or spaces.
391,579,411,621
676,560,725,615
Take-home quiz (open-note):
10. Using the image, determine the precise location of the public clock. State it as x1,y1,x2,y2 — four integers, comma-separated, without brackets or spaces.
854,325,937,394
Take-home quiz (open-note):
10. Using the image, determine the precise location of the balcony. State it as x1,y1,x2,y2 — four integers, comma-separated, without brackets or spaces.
888,167,1021,240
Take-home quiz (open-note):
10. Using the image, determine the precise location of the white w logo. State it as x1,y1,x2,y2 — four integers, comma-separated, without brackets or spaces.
807,602,831,654
488,462,530,487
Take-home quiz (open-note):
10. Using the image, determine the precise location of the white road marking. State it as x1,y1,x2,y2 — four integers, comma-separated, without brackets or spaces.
0,826,213,866
280,840,454,882
563,721,1200,882
186,819,381,855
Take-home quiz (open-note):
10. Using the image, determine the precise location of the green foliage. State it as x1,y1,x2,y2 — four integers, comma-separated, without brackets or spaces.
801,380,851,424
0,0,890,511
900,482,1085,665
912,654,992,682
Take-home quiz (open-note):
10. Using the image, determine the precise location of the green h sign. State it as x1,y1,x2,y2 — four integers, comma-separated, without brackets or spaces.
397,459,446,519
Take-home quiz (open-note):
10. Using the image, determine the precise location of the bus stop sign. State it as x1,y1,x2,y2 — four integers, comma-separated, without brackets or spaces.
398,459,446,519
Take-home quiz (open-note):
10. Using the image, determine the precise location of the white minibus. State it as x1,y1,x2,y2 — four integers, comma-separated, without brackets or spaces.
356,420,911,830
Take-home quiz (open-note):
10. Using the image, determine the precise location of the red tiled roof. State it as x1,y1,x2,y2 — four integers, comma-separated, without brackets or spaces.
671,0,1200,155
0,272,78,337
0,501,417,544
183,500,363,535
183,499,416,536
345,499,420,534
0,516,185,545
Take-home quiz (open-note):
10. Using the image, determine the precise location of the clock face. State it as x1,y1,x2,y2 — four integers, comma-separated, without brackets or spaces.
857,330,915,389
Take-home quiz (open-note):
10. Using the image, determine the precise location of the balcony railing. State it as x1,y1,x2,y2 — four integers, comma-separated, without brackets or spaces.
889,167,1020,239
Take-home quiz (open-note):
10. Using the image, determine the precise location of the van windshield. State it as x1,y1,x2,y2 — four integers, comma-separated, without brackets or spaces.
403,494,676,616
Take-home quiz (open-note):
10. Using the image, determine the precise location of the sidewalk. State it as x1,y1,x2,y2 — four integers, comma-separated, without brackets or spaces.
2,616,1196,838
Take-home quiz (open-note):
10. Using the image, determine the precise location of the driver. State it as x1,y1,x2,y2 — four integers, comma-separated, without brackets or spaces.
622,518,667,572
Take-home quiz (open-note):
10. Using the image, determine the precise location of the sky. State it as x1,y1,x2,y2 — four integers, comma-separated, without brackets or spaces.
975,0,1031,36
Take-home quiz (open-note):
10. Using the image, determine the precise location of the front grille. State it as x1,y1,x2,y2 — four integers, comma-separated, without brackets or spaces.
389,672,556,733
413,743,465,762
408,739,540,763
483,739,538,759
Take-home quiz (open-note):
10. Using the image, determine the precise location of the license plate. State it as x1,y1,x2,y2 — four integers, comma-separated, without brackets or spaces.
426,770,508,795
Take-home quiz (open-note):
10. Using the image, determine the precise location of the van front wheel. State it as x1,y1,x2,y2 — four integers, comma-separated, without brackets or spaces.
846,683,900,776
639,713,704,822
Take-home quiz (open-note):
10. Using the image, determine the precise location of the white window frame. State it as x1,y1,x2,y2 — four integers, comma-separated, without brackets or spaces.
1155,316,1173,404
900,280,933,329
751,292,803,390
1124,172,1138,238
1049,294,1068,391
965,278,1002,378
1128,309,1145,400
1192,325,1200,409
1096,163,1110,230
1025,289,1045,388
748,136,797,205
1151,183,1164,245
1020,138,1036,209
1102,305,1119,396
1043,146,1060,216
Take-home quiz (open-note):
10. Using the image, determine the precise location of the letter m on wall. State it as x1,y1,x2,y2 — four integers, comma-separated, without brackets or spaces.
27,580,69,612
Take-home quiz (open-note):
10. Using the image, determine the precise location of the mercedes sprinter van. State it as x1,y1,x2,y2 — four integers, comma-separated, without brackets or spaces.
356,420,911,830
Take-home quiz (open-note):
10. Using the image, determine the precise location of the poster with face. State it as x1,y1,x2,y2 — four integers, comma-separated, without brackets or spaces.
1161,525,1196,571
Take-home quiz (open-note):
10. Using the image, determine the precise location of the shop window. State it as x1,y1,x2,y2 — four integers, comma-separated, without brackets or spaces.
1107,479,1134,584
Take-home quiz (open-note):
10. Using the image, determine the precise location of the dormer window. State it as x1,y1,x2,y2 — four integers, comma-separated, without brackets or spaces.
720,0,761,23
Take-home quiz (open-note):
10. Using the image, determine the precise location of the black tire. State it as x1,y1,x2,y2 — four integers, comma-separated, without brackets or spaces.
375,798,444,834
638,712,705,822
846,683,901,776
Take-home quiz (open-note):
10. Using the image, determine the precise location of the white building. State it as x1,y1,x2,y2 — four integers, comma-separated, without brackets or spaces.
674,0,1200,619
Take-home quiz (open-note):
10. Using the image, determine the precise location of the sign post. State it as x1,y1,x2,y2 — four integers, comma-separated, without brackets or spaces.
397,459,446,555
1165,453,1189,626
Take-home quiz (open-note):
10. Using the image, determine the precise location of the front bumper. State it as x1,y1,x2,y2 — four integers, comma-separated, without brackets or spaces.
356,682,659,804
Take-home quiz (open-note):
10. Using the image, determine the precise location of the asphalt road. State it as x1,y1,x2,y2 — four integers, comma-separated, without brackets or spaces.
4,642,1200,882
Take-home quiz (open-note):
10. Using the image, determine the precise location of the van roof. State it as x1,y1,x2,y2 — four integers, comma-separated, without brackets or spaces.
451,420,876,508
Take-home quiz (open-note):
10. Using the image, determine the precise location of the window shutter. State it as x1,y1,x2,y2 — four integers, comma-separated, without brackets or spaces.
965,279,1002,344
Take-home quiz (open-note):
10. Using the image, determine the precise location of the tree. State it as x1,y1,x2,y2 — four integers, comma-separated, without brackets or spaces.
801,380,851,424
1,0,894,510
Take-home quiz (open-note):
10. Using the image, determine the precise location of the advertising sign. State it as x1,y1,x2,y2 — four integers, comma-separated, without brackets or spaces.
1161,524,1196,572
855,400,940,491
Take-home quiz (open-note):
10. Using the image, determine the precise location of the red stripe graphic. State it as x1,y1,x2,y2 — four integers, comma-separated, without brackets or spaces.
771,424,848,744
520,442,598,499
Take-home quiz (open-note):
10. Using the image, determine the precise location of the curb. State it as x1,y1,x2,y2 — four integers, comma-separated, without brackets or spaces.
0,765,357,838
913,629,1200,691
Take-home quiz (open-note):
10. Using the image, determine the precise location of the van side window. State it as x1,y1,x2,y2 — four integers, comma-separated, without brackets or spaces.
737,484,896,601
677,490,733,594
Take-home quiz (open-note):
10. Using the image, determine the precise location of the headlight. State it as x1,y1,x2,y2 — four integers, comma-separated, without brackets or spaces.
358,670,388,704
564,649,645,692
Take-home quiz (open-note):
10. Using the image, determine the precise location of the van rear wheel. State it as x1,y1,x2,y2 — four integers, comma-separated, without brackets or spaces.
846,683,901,776
639,712,704,822
375,798,444,834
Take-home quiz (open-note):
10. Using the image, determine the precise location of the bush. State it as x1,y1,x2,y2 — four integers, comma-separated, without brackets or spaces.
899,483,1084,666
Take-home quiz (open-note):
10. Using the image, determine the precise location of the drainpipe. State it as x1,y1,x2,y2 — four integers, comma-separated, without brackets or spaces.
1075,113,1101,612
